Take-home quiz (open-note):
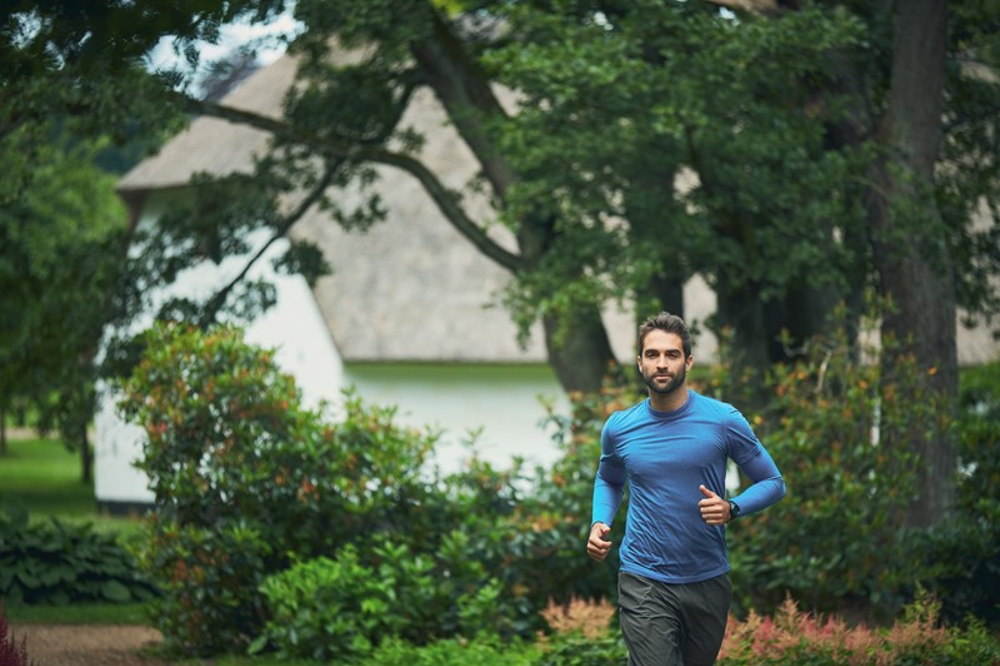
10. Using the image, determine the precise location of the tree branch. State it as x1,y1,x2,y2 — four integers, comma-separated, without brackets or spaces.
172,91,525,273
199,159,341,326
409,6,517,200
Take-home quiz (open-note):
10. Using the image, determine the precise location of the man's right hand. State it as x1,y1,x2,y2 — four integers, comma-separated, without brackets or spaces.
587,522,613,562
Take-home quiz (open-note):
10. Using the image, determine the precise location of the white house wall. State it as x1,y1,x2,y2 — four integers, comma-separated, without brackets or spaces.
95,197,346,510
95,198,579,510
343,363,570,473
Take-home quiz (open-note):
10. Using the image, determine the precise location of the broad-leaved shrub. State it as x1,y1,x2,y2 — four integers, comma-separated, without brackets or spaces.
120,323,436,655
710,323,939,617
0,501,157,606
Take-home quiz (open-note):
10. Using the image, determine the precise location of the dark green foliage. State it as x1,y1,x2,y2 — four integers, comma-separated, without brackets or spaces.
537,633,628,666
256,545,399,661
0,503,158,606
720,324,939,617
120,323,593,657
256,538,515,662
122,323,540,656
254,490,551,659
520,385,642,606
920,361,1000,625
0,130,128,473
364,635,540,666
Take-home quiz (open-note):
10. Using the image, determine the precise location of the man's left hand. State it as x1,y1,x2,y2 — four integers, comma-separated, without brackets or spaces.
698,484,731,526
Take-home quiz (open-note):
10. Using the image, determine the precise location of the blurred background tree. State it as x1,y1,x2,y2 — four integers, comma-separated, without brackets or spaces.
1,0,997,523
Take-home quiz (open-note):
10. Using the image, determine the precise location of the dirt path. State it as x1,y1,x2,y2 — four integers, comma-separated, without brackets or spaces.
11,624,167,666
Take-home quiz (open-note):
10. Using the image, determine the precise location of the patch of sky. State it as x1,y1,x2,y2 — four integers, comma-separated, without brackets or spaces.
146,6,304,91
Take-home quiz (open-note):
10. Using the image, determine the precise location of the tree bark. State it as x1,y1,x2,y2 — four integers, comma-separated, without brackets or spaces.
79,424,92,484
713,277,771,380
543,308,618,392
867,0,956,527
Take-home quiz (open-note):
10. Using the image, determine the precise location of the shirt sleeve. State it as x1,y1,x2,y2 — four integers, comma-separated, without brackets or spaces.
591,415,627,527
731,447,786,515
725,408,786,515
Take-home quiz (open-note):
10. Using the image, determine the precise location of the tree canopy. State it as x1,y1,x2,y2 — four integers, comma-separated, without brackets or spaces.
2,0,998,519
0,130,127,478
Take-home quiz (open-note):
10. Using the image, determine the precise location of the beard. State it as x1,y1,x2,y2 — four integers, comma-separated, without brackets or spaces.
642,364,687,395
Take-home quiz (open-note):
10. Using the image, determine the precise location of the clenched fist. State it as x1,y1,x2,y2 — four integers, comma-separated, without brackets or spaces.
587,522,613,562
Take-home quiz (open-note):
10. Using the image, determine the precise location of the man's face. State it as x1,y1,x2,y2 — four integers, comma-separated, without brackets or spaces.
638,330,693,395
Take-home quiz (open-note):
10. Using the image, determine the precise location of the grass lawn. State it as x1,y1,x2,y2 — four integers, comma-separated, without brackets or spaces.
4,601,153,625
0,436,142,534
0,436,94,517
1,434,151,628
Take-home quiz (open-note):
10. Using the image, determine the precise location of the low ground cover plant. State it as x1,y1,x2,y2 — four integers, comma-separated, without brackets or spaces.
0,501,157,606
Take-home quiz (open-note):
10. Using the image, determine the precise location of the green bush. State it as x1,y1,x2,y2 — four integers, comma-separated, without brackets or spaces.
119,323,437,655
520,384,638,608
121,323,556,656
390,457,554,639
137,520,271,654
257,533,521,661
364,636,540,666
921,360,1000,625
0,502,158,606
256,545,400,662
536,633,628,666
705,322,944,617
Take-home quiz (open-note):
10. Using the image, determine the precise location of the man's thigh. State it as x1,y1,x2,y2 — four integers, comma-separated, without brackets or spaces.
617,572,731,666
617,572,683,666
677,574,731,666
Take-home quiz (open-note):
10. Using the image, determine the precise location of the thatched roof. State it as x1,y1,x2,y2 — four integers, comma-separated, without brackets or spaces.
117,53,637,363
119,57,292,193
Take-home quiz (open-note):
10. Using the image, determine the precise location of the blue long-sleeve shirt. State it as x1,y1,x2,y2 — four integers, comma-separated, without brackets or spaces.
592,389,785,584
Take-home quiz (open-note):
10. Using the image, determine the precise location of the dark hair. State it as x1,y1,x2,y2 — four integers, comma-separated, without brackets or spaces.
638,312,693,357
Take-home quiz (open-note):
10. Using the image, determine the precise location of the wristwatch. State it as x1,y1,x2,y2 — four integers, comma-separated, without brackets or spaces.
728,500,741,521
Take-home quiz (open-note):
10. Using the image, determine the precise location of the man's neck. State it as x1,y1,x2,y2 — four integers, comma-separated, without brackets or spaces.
648,386,689,413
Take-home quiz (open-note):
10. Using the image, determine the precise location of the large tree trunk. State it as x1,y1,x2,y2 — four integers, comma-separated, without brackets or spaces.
543,307,618,392
713,277,771,379
867,0,956,527
644,277,684,323
625,165,688,322
763,280,841,363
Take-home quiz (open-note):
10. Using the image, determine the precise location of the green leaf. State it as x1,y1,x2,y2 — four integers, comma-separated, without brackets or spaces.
101,579,132,602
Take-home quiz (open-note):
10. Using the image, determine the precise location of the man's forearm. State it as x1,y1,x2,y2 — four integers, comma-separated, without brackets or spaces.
591,475,624,526
731,475,785,515
732,449,786,515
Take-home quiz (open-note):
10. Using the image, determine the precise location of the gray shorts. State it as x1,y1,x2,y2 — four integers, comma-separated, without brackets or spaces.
617,571,731,666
